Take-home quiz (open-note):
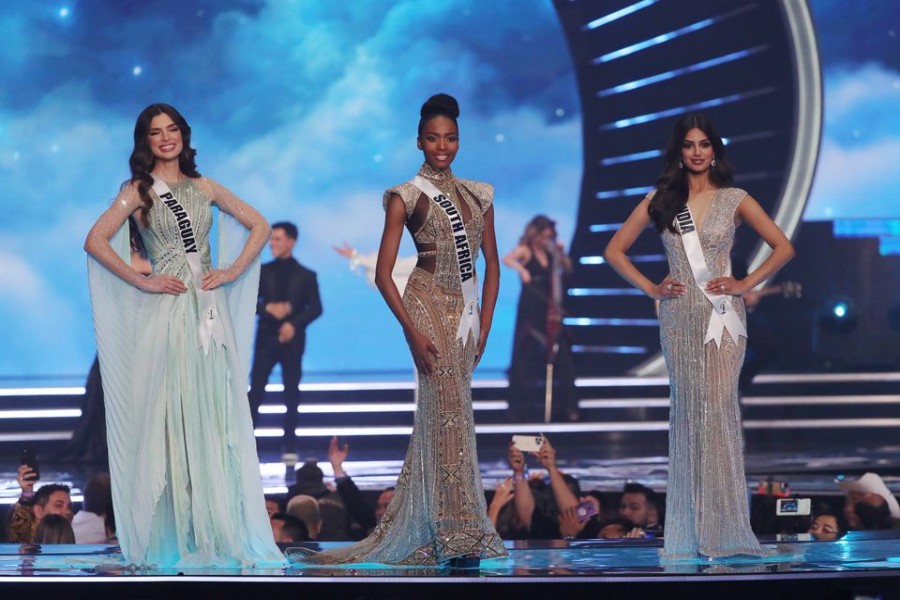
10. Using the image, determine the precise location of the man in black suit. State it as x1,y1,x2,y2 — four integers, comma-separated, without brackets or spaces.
249,221,322,461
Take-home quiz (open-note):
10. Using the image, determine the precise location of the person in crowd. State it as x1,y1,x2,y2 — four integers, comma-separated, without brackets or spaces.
326,436,392,539
487,476,516,533
604,112,794,560
8,465,73,544
292,93,506,569
287,459,354,541
71,472,113,544
271,512,309,543
618,482,662,532
84,102,283,567
503,215,578,422
502,436,581,540
248,221,323,462
34,514,76,545
595,517,642,540
286,495,322,540
807,512,847,541
838,472,900,530
265,495,285,519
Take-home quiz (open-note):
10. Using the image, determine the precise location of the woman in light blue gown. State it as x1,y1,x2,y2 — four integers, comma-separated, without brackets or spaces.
85,103,284,568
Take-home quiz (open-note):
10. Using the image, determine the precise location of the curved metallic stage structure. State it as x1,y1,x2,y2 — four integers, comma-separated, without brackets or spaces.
554,0,822,376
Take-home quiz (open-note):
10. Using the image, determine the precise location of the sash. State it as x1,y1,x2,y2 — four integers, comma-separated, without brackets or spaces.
152,176,226,353
675,204,747,348
412,175,480,344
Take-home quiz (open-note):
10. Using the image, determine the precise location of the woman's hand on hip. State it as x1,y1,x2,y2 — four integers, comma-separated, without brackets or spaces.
139,274,186,295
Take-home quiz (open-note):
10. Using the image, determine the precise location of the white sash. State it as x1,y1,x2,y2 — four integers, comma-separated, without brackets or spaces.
412,175,480,344
675,204,747,348
152,176,226,353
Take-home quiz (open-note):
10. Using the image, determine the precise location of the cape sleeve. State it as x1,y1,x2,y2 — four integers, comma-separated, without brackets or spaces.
216,210,261,383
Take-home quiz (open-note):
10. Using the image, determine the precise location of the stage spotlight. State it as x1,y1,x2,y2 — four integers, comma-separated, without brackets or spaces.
819,299,859,335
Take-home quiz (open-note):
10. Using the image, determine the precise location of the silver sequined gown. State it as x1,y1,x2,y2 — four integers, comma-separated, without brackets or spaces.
302,164,507,565
657,188,767,559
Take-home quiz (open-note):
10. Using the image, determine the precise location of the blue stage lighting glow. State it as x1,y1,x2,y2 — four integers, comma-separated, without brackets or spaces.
597,47,765,97
591,4,756,64
580,254,665,265
589,223,624,232
596,185,655,199
600,149,662,166
880,237,900,256
600,88,775,131
564,317,658,326
568,288,646,297
59,8,70,18
583,0,657,31
593,18,715,63
572,345,648,354
833,303,848,318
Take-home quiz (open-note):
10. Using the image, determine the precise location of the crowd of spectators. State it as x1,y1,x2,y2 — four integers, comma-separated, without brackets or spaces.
6,442,899,549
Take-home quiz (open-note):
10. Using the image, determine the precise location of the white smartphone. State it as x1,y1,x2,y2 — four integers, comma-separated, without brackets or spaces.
512,435,545,452
775,498,811,516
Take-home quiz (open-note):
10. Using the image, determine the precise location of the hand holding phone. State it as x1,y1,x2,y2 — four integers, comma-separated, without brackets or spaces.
511,435,544,453
19,447,40,488
575,499,598,523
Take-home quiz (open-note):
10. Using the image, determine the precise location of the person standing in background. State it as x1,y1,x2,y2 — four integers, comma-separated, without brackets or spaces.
503,215,578,422
248,222,323,463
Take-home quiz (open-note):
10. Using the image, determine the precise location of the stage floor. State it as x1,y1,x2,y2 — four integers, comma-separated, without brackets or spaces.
2,533,900,596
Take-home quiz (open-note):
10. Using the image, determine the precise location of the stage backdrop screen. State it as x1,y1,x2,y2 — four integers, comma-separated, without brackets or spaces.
0,1,897,384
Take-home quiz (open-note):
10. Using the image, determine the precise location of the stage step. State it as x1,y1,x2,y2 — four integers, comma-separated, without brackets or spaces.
0,372,898,459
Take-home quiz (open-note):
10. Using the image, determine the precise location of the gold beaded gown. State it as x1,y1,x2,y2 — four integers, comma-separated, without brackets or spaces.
657,188,768,560
300,164,507,565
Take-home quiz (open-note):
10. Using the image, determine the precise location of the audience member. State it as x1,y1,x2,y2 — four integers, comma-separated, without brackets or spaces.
266,495,285,519
288,459,355,540
271,512,309,543
326,436,392,539
34,514,76,545
8,465,73,544
596,517,641,540
618,482,662,533
286,494,322,540
838,472,900,530
504,436,580,539
71,472,113,544
808,512,847,541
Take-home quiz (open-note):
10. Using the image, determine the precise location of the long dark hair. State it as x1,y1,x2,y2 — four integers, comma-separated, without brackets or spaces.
520,214,557,246
126,103,201,226
648,113,733,233
418,93,459,136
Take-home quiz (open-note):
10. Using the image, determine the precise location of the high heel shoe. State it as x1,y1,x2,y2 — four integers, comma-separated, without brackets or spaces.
446,552,481,574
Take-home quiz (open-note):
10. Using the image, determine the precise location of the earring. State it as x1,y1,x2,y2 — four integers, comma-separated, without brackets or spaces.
711,157,717,167
678,160,683,169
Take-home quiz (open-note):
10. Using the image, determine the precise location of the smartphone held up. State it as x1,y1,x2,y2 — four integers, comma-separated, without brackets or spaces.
512,435,545,453
20,446,40,483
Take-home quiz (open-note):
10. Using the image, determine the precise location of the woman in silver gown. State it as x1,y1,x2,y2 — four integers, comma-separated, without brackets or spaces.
295,94,507,568
604,113,794,560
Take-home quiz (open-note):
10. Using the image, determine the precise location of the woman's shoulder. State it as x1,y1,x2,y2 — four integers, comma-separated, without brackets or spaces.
191,176,220,202
720,187,749,206
456,177,493,197
382,180,421,214
456,177,494,213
